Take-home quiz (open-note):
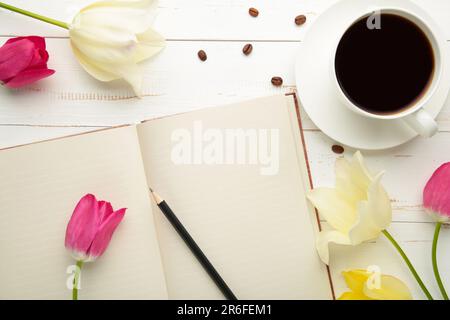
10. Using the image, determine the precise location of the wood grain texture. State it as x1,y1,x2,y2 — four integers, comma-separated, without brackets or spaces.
1,0,450,299
0,0,449,40
0,39,295,126
0,39,449,130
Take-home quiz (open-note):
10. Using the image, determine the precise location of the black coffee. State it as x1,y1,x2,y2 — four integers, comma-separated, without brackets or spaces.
335,13,434,115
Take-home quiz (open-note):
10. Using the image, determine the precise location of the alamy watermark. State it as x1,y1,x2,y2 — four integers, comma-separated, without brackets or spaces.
66,264,81,290
366,265,382,290
171,121,280,176
367,10,382,30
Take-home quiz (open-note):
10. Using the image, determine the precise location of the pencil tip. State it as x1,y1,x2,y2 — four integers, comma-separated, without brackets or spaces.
149,187,163,204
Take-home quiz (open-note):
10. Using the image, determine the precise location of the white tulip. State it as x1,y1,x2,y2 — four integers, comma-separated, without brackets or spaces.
69,0,165,96
308,151,392,265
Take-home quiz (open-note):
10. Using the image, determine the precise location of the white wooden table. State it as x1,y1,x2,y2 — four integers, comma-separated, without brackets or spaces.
1,0,450,300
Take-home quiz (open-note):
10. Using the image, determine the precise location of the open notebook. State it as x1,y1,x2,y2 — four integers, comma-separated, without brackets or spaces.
0,94,334,299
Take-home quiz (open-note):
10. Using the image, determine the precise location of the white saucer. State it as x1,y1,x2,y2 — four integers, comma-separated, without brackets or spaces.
295,0,450,150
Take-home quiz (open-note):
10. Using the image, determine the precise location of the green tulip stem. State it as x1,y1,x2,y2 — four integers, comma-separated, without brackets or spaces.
72,260,83,300
382,229,433,300
0,2,69,29
432,222,448,300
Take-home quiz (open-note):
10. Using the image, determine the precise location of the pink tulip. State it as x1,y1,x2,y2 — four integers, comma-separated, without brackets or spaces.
65,194,126,262
423,163,450,222
0,36,55,88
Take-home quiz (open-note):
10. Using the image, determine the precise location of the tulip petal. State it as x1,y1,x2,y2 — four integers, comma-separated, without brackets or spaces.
335,151,373,203
88,208,126,259
0,39,35,81
83,0,157,15
349,173,391,244
308,188,356,233
134,27,165,62
68,0,163,95
116,63,143,96
363,275,412,300
70,27,138,63
423,163,450,221
72,42,143,96
340,269,412,300
76,9,152,34
70,25,138,49
365,172,392,229
97,200,114,222
338,291,370,300
71,43,120,81
65,194,101,256
77,0,157,34
6,36,46,50
28,48,49,68
342,270,369,294
348,206,381,245
3,68,54,88
316,230,351,265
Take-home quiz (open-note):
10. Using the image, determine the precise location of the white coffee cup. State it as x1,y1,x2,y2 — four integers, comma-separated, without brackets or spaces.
330,8,446,138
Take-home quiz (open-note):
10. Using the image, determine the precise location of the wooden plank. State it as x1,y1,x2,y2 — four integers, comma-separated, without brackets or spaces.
0,0,449,40
158,0,450,41
0,39,449,129
0,39,295,126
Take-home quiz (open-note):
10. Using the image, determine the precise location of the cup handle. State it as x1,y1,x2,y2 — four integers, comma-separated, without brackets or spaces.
403,109,438,138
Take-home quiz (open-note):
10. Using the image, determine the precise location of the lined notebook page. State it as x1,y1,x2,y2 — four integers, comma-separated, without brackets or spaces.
0,126,168,299
137,95,332,299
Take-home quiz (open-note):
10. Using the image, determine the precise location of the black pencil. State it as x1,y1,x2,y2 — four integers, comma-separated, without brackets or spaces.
150,188,238,300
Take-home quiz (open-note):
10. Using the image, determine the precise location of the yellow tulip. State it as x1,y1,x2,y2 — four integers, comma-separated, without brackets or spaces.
339,269,412,300
69,0,165,96
307,151,392,265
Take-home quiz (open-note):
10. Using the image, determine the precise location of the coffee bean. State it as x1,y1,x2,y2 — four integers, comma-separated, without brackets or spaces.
249,7,259,17
197,50,207,61
331,145,345,154
243,43,253,55
295,14,307,26
271,76,283,87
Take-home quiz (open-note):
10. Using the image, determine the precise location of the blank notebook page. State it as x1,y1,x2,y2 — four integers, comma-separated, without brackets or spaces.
137,95,332,299
0,126,168,299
